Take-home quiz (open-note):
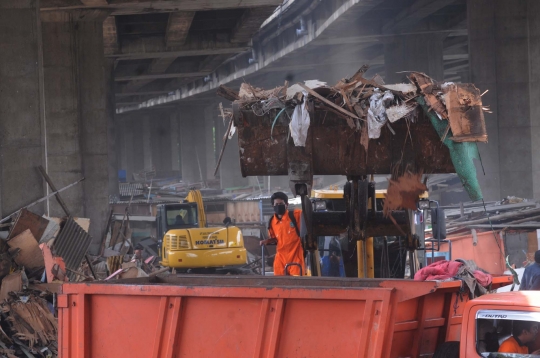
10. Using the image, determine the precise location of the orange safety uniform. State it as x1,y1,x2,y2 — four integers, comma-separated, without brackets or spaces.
268,209,305,276
498,336,529,354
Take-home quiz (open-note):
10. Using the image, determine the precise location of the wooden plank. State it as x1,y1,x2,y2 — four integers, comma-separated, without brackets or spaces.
8,229,45,269
298,83,359,119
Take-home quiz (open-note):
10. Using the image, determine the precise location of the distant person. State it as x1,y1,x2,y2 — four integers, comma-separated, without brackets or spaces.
520,250,540,290
498,320,540,354
259,192,305,276
174,215,184,225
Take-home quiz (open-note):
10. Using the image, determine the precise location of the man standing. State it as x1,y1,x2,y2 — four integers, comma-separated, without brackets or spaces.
520,250,540,290
260,192,305,276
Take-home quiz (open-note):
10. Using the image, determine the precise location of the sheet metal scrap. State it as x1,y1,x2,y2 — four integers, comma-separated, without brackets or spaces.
52,217,92,282
443,83,488,142
8,209,49,241
409,72,448,119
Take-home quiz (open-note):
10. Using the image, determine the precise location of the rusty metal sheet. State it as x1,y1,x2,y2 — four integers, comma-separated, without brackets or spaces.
445,83,487,142
235,106,454,177
8,209,49,241
52,217,92,281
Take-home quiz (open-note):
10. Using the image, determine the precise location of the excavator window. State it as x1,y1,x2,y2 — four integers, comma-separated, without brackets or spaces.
166,205,198,228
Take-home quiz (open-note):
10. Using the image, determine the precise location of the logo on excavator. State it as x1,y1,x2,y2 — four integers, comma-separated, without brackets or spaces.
195,239,224,245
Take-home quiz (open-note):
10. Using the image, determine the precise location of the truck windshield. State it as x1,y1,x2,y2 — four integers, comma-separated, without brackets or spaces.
476,310,540,357
166,206,198,228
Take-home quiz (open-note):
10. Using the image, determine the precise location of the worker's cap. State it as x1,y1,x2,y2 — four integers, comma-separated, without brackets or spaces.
535,250,540,264
270,192,288,205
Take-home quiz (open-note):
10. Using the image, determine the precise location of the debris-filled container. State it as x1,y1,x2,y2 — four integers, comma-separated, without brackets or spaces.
57,274,512,358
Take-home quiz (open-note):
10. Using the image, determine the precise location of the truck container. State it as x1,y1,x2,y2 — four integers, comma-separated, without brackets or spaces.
58,274,512,358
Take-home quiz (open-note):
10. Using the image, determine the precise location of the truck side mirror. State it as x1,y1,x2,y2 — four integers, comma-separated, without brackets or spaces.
223,217,232,227
431,207,446,242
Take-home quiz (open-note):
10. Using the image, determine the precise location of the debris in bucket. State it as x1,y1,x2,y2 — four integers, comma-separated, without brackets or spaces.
218,65,489,202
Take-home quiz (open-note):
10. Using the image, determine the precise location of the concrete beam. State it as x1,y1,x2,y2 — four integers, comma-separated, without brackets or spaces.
115,90,171,97
382,0,457,34
41,0,283,15
115,71,209,81
80,0,108,5
111,36,250,60
198,54,232,72
103,16,118,55
166,11,195,47
230,6,276,44
116,0,385,113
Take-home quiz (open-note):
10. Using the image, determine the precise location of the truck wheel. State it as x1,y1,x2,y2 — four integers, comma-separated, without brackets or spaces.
432,341,460,358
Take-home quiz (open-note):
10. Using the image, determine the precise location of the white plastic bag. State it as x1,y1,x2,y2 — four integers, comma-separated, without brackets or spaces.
367,89,394,139
289,90,311,146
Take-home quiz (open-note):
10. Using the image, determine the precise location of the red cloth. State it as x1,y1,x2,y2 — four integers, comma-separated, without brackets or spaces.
415,260,493,287
473,269,492,287
414,260,462,281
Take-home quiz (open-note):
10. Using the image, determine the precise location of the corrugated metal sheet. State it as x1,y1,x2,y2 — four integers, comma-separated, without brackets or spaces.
119,183,144,197
52,218,92,281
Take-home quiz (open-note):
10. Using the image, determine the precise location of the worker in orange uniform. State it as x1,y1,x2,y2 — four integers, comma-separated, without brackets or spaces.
259,192,305,276
499,320,540,354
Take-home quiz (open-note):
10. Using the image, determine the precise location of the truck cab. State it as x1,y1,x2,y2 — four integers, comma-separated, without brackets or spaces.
460,291,540,357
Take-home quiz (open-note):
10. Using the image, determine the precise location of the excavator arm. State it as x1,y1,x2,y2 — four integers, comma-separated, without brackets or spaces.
185,190,207,228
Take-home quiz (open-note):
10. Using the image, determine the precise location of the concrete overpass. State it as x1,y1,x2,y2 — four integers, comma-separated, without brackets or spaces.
1,0,539,251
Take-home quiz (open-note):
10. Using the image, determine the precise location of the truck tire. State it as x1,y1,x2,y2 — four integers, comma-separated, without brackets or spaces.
432,341,460,358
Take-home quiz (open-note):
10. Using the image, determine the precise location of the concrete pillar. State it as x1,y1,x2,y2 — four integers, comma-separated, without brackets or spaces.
0,1,45,216
77,19,111,251
41,16,83,217
142,117,153,171
180,107,205,184
106,59,118,196
384,34,445,83
118,120,135,181
170,113,181,173
468,0,540,199
151,115,171,174
132,117,144,173
204,105,217,181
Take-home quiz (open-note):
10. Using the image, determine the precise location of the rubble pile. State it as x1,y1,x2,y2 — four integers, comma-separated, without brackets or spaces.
0,172,169,357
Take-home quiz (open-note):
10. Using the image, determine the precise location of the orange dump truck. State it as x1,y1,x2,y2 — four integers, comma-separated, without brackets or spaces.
58,275,514,358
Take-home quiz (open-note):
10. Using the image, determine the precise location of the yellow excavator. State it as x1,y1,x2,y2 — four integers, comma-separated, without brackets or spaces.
158,190,247,269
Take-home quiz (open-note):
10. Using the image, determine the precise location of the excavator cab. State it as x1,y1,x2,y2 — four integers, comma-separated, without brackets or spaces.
156,202,199,239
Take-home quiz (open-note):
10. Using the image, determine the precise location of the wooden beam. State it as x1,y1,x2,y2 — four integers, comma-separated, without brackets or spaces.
166,12,195,47
115,71,209,81
103,16,118,55
41,0,283,15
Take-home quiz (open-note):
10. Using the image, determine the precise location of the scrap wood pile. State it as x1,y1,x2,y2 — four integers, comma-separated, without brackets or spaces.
217,64,490,207
441,196,540,235
0,208,92,357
